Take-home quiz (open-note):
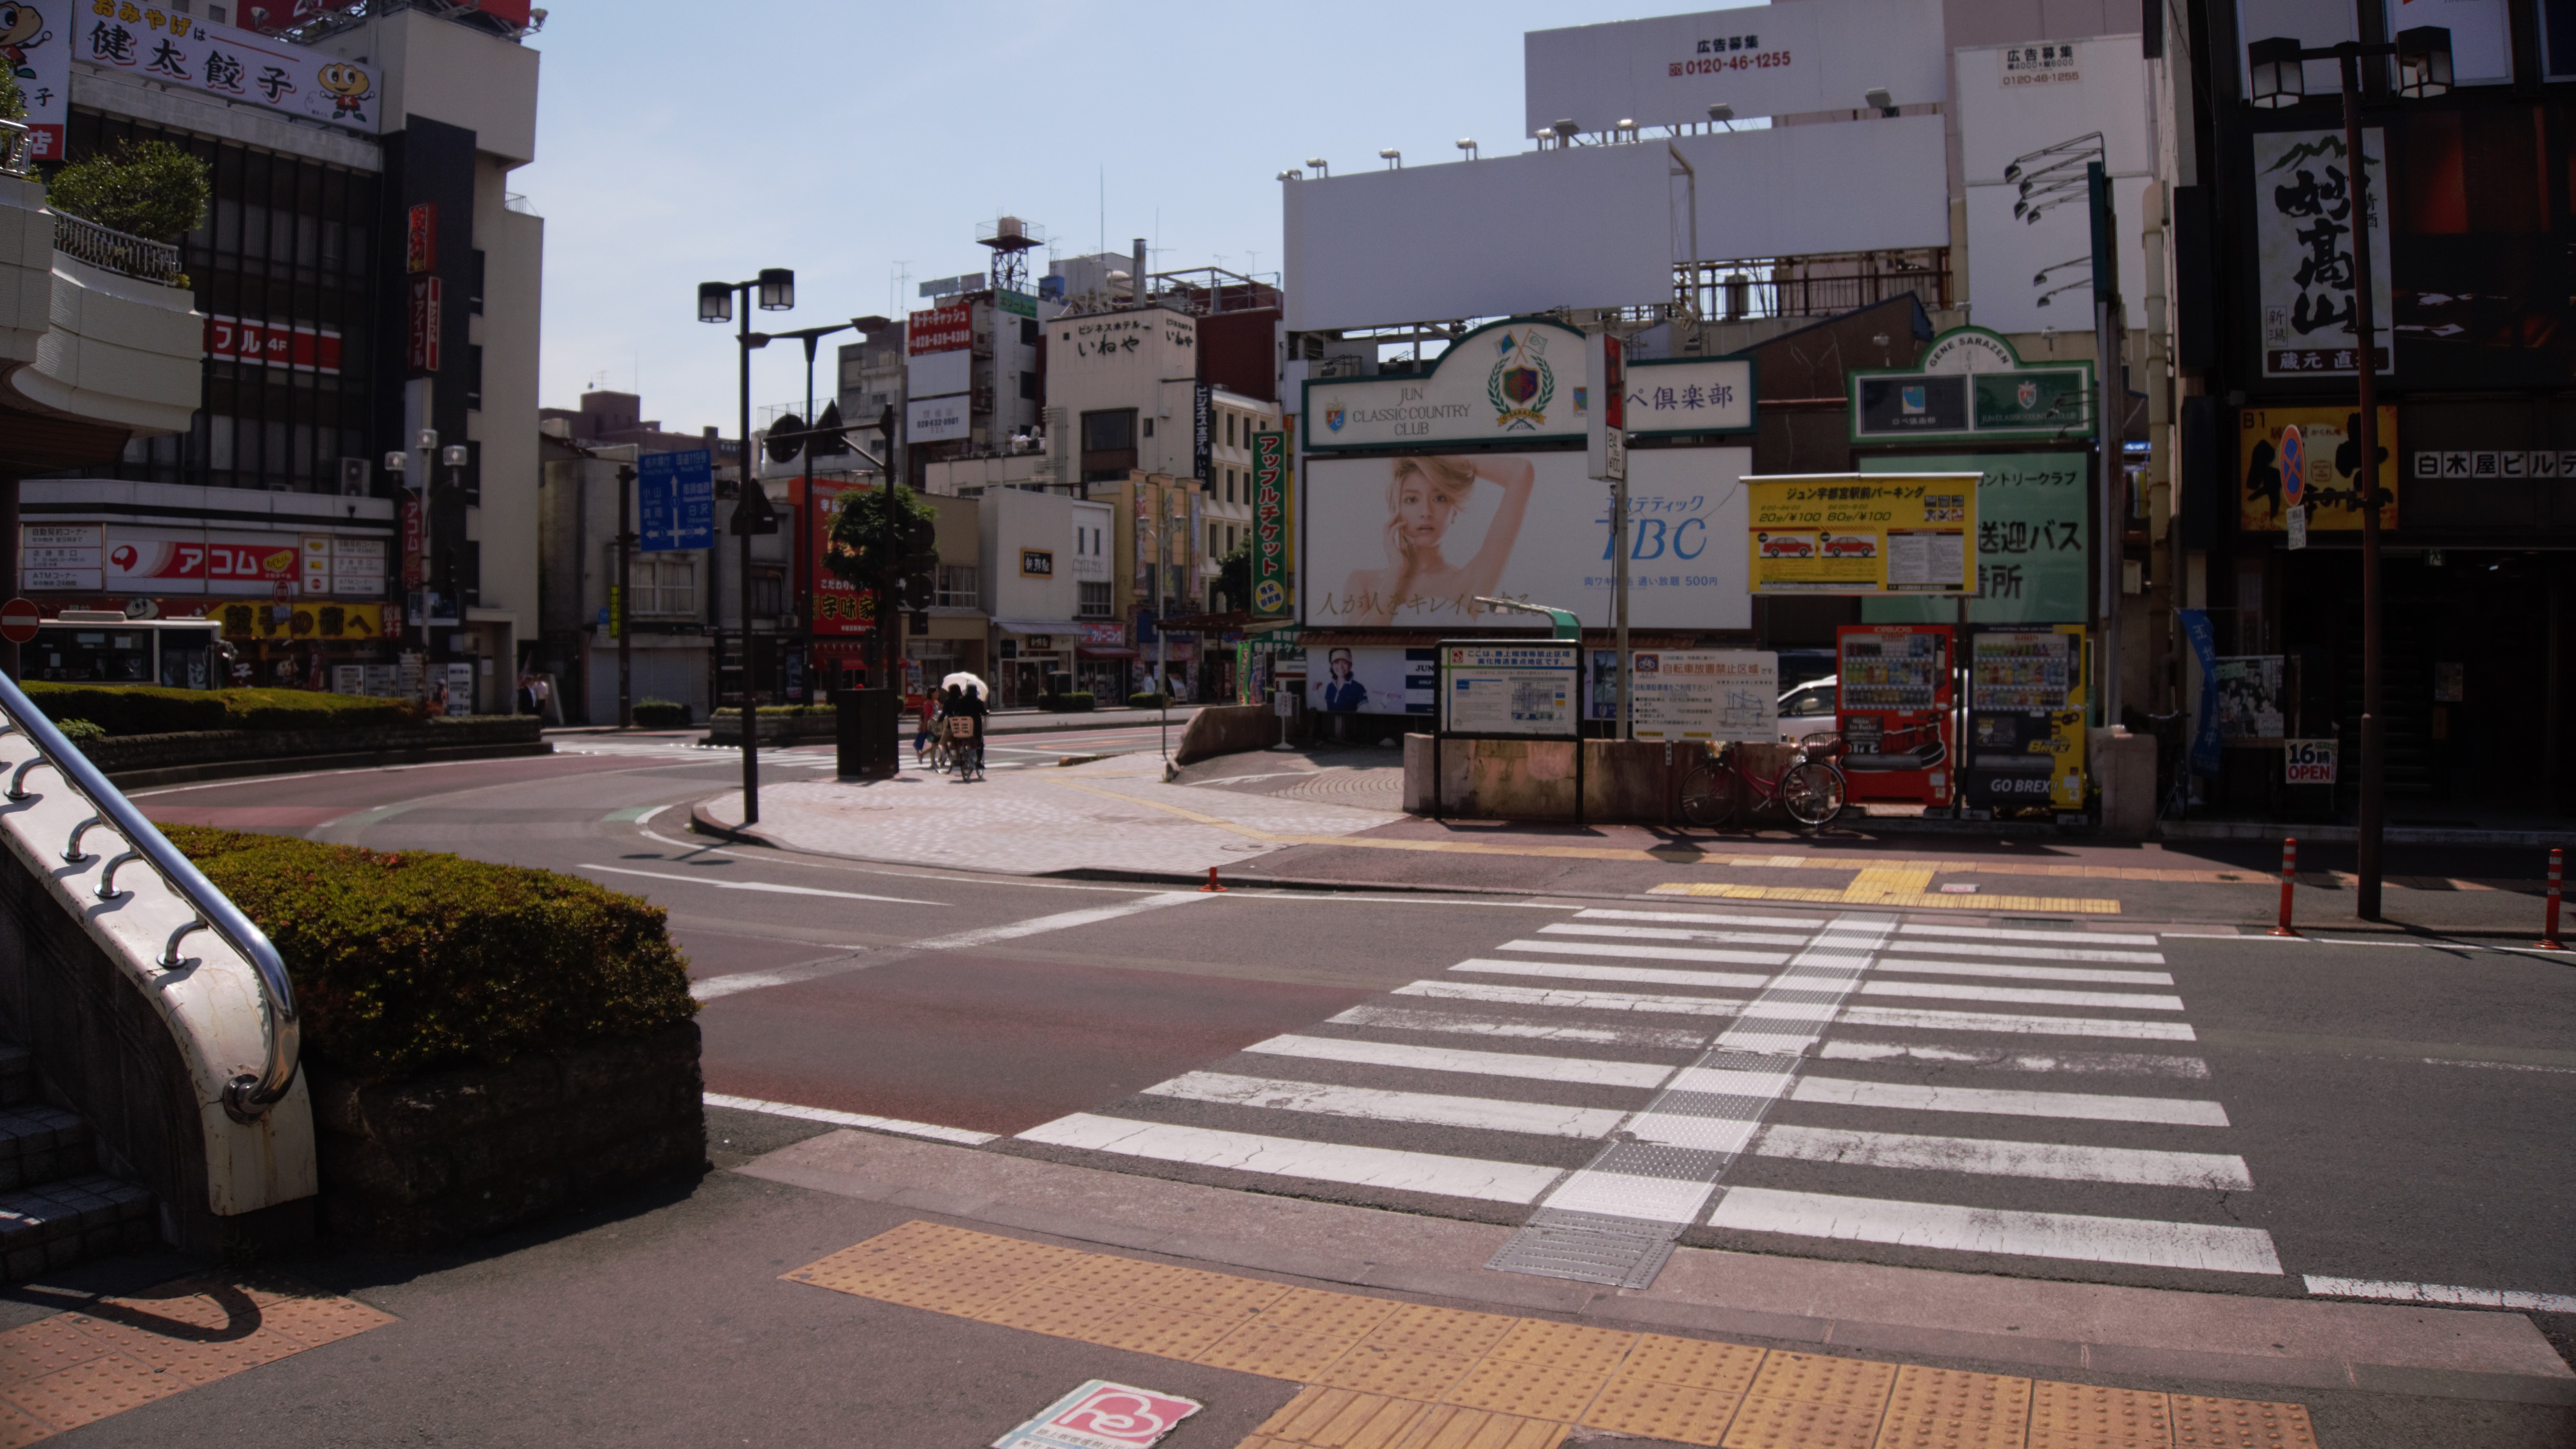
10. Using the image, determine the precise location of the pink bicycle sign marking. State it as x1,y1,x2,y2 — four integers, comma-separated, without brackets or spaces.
994,1380,1204,1449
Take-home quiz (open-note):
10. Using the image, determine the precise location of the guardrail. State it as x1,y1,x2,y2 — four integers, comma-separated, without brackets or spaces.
50,208,185,287
0,672,298,1121
0,120,31,179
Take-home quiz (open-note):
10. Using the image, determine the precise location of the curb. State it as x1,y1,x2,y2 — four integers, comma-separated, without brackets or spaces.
687,801,777,849
110,740,552,790
2161,819,2576,849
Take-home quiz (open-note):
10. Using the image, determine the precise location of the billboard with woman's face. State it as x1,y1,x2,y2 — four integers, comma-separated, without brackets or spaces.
1299,448,1751,630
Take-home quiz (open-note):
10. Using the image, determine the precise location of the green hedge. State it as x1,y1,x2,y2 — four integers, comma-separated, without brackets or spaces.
632,699,691,728
164,826,695,1082
1038,692,1095,712
25,682,415,735
1127,692,1172,709
710,705,835,718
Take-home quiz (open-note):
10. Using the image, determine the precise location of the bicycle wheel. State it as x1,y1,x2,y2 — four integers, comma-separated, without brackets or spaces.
1677,761,1742,829
1779,761,1848,828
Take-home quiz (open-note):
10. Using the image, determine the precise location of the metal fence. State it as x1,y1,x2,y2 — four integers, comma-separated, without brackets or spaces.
1680,249,1952,322
52,208,185,287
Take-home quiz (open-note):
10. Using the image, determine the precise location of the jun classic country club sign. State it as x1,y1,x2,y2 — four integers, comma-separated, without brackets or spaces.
1849,327,2093,443
1303,318,1752,452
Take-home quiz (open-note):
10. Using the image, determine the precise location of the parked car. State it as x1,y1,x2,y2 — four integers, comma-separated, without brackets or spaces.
1777,674,1837,743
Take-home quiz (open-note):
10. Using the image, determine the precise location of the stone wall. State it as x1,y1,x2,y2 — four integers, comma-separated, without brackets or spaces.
1403,735,1808,823
305,1022,707,1251
1174,704,1278,765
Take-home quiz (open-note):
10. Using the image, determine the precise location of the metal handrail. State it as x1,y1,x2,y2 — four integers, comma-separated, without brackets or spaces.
0,120,31,179
50,209,184,286
0,673,298,1121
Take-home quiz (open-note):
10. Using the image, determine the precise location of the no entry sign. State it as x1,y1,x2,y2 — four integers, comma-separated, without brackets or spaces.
0,599,41,644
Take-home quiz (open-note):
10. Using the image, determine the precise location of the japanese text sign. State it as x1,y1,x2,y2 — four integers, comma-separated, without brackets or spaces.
1747,473,1980,595
637,450,715,552
1439,641,1581,737
66,4,381,133
2237,407,2399,532
1251,431,1289,614
2254,128,2392,378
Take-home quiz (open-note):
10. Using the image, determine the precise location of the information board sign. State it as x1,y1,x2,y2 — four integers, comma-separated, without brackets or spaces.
1588,649,1777,741
637,450,715,552
1747,473,1981,595
1438,641,1581,737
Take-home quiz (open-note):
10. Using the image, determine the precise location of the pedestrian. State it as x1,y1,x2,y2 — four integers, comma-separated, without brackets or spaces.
425,679,448,718
914,689,936,760
953,680,989,778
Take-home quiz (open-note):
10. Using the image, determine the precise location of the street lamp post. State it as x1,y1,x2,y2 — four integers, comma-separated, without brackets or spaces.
2248,26,2450,920
698,268,795,825
615,462,636,728
765,322,861,706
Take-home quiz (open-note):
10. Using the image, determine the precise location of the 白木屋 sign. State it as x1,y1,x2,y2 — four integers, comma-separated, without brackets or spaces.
1746,473,1981,595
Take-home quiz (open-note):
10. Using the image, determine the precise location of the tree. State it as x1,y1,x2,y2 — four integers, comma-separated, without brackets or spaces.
825,484,940,685
1214,535,1252,615
0,67,24,123
46,141,211,242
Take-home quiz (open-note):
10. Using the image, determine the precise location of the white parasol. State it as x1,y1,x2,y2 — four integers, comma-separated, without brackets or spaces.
941,672,990,700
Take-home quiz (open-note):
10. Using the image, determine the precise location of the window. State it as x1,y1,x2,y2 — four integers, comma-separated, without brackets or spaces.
1020,318,1040,346
608,549,697,616
469,248,485,316
1225,413,1236,447
936,564,979,606
1078,581,1114,619
752,569,785,619
1018,369,1037,400
1142,417,1156,438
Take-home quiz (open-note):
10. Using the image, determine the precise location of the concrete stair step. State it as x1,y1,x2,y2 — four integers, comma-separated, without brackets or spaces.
0,1044,35,1107
0,1105,94,1191
0,1176,156,1283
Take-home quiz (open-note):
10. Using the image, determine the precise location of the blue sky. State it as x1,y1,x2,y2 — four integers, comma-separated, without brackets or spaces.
515,0,1667,432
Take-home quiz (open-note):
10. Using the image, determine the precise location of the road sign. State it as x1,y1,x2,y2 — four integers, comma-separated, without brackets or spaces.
638,450,716,552
0,599,39,644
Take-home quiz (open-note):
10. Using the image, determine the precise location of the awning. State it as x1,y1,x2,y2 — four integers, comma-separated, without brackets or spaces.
1077,646,1137,660
992,619,1079,635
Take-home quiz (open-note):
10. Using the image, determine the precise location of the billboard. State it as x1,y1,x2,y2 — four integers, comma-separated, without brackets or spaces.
7,0,67,159
1746,473,1980,595
1590,649,1778,742
45,6,381,133
2238,406,2399,531
2253,128,2392,378
1306,320,1584,452
906,394,969,445
806,482,874,637
1861,453,2089,625
1306,644,1434,716
1299,447,1752,631
906,301,972,401
1955,37,2155,335
1524,0,1948,132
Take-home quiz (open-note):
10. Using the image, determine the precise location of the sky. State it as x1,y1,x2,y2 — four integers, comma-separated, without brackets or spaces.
515,0,1667,434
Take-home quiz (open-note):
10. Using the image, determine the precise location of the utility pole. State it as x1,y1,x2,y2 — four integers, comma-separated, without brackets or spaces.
736,298,762,823
2089,161,2125,731
616,462,636,727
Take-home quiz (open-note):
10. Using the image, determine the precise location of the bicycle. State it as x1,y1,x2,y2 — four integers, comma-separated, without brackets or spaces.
1677,732,1849,830
946,714,983,781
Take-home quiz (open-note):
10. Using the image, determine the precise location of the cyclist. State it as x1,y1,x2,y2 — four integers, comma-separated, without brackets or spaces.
947,681,989,779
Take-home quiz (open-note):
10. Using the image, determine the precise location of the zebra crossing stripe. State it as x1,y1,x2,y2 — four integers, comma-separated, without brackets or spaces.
1573,907,1827,929
1879,936,2168,964
1784,1075,2231,1126
1497,937,1794,967
1328,1004,1711,1051
1751,1124,2254,1189
1856,980,2186,1011
1406,979,2197,1041
1817,1040,2212,1080
1242,1034,1672,1088
1451,957,1774,991
1014,1113,1559,1203
1870,957,2176,986
1538,923,1820,948
1394,980,1746,1016
1141,1071,1627,1137
1705,1187,2284,1274
1839,1004,2197,1040
1900,922,2164,947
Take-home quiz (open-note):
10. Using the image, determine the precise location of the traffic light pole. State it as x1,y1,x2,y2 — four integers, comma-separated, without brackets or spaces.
616,463,635,728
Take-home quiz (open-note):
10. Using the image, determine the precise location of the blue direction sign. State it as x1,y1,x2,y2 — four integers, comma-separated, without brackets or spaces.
637,450,715,552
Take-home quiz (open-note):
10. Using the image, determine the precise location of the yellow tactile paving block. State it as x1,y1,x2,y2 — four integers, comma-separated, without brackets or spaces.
0,1274,391,1444
792,1223,2326,1449
2170,1394,2318,1447
1652,882,2125,915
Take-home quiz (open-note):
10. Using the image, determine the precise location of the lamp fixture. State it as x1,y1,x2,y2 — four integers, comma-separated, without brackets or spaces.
697,280,732,323
1379,147,1402,168
1306,156,1329,177
2394,25,2453,99
1707,102,1735,131
1275,168,1303,181
383,451,408,475
439,445,469,469
755,267,795,311
1863,87,1895,113
2246,36,2305,108
415,428,438,454
1456,138,1478,159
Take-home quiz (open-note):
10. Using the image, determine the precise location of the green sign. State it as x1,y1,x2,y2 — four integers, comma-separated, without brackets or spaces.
1849,327,2093,443
1859,453,2089,625
996,289,1037,318
1251,431,1290,615
1970,370,2091,432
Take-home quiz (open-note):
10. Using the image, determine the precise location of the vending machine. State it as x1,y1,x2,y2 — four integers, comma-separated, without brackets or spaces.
1964,625,2089,812
1835,625,1954,805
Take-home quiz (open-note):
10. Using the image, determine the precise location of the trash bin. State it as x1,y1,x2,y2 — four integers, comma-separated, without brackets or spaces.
838,688,902,780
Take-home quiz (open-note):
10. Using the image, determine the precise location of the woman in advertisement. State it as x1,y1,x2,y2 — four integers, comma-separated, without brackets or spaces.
1340,454,1535,627
1320,648,1367,712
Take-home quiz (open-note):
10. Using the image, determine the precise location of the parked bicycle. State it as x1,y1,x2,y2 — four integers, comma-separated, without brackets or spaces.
1677,732,1850,830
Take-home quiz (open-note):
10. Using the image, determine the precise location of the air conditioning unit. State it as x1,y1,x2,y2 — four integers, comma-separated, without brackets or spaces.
338,457,372,496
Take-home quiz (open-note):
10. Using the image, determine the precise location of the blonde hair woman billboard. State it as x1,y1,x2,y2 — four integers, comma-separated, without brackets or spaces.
1336,454,1535,628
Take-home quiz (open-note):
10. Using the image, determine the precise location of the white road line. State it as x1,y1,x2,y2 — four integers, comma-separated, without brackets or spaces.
1839,1005,2198,1041
1538,923,1819,948
703,1092,995,1145
1499,938,1793,967
1857,980,2186,1011
1706,1187,2284,1275
1752,1124,2254,1189
1900,923,2164,947
1454,957,1775,991
579,864,942,905
1329,1004,1710,1051
913,891,1210,950
1818,1040,2211,1080
1577,907,1829,929
1015,1114,1559,1204
1142,1071,1626,1138
1784,1075,2229,1126
2302,1276,2576,1314
1877,940,2167,965
1243,1034,1671,1088
1871,957,2176,986
1395,980,1747,1016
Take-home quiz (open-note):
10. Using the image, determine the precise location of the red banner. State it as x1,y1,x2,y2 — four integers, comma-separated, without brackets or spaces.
205,316,344,375
407,277,442,372
405,203,437,274
806,481,877,636
906,303,971,356
400,498,425,588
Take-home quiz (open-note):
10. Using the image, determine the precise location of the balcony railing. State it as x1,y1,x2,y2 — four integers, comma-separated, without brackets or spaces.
1679,248,1951,322
52,209,185,287
0,120,33,179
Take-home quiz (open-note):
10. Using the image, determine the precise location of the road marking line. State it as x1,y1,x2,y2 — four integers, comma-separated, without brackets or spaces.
1497,937,1795,967
1395,980,1747,1016
1243,1033,1672,1088
1751,1124,2255,1189
2422,1056,2576,1074
1141,1071,1627,1138
578,864,942,905
1650,882,2123,915
1871,956,2176,986
911,890,1210,949
319,803,415,829
1453,956,1776,991
1783,1075,2230,1126
1575,907,1837,929
1328,1003,1711,1050
704,1092,996,1145
1859,980,2186,1011
2302,1275,2576,1314
1838,1005,2199,1041
1706,1187,2284,1274
1014,1113,1560,1203
1902,923,2164,946
1817,1040,2212,1079
1539,923,1820,948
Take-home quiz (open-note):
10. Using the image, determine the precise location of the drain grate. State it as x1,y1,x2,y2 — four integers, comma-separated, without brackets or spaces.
1483,1208,1678,1288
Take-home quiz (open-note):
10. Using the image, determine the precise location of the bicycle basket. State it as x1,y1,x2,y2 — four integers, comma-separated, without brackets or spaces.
947,716,977,738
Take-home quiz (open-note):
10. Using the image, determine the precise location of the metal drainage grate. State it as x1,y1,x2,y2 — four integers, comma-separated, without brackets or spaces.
1483,1209,1678,1289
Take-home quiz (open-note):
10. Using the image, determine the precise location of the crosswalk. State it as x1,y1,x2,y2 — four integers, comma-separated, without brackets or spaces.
556,738,1079,772
1016,905,2283,1286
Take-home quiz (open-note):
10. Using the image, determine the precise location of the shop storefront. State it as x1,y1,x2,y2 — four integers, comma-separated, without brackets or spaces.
992,621,1075,706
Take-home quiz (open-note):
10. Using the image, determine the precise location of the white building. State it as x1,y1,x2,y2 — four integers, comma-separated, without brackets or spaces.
977,487,1115,706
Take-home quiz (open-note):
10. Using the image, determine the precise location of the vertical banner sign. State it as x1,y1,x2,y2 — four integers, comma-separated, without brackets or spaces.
1251,432,1288,614
1193,384,1214,484
2254,128,2392,378
637,450,716,551
406,204,437,274
1587,332,1626,482
406,277,442,372
400,496,425,588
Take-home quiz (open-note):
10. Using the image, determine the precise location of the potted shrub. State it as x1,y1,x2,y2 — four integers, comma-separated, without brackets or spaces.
46,140,210,243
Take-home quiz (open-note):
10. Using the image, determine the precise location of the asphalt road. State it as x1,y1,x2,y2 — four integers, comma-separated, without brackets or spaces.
134,741,2576,1330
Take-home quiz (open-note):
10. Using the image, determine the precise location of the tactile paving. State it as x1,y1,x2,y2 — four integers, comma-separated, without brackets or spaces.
1244,1286,1402,1339
1199,1321,1374,1380
1357,1303,1520,1358
1621,1334,1768,1394
1722,1393,1888,1449
1312,1341,1480,1400
1872,1363,2035,1449
2170,1394,2317,1447
1438,1357,1612,1422
2028,1381,2173,1447
1750,1351,1900,1409
1578,1374,1746,1444
1249,1387,1435,1447
1384,1403,1567,1449
1482,1318,1637,1376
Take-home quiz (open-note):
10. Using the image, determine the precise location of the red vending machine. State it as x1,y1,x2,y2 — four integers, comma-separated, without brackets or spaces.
1835,624,1955,806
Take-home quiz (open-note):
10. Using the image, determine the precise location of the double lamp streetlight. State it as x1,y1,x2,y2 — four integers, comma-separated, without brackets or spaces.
2243,24,2450,919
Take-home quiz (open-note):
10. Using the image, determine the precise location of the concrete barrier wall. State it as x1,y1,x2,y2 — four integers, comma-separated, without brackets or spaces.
1174,704,1279,765
1402,735,1810,823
